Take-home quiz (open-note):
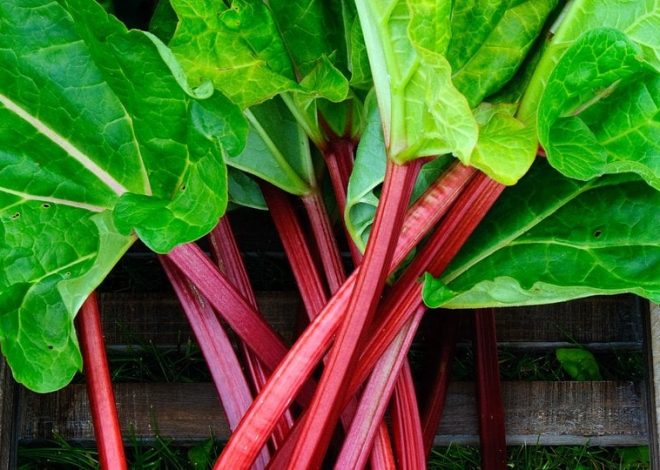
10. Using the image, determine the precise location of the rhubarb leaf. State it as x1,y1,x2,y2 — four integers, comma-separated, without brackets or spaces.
227,168,267,210
555,348,602,381
228,98,313,196
450,0,559,107
466,103,536,185
354,0,478,162
538,28,660,190
518,0,660,123
169,0,297,108
423,160,660,308
0,0,243,391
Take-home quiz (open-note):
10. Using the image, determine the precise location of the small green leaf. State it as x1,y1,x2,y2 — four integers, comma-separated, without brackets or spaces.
555,348,602,381
227,168,266,210
466,103,537,185
538,28,659,190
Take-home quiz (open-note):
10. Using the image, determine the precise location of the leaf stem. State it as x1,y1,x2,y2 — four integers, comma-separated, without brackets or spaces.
213,163,475,468
209,216,293,449
76,293,127,470
159,257,270,469
288,159,422,468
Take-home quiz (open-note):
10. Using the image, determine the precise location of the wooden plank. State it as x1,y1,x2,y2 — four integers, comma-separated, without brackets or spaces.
18,381,646,447
98,292,643,349
648,303,660,467
0,356,17,469
99,291,300,346
435,381,647,446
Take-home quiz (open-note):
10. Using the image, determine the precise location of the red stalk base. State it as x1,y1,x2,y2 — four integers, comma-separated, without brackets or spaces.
76,293,127,470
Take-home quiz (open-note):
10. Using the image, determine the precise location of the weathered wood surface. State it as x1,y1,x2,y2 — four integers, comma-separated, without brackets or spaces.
0,356,17,469
18,381,646,447
649,303,659,467
98,292,644,349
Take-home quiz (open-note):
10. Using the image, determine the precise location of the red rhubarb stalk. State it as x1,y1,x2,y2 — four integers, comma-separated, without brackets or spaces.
390,358,426,470
287,159,422,468
264,182,395,467
420,314,461,457
301,191,347,293
213,162,475,469
261,183,329,317
474,308,507,469
209,216,294,448
164,243,290,374
335,311,424,469
160,257,271,468
76,293,127,470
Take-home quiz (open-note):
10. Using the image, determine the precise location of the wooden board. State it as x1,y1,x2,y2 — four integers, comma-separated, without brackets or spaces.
648,303,660,467
97,292,644,350
0,357,17,469
18,381,646,447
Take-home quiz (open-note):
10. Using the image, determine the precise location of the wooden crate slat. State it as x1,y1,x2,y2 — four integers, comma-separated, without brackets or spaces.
98,293,643,348
0,357,17,469
18,381,646,447
435,381,646,446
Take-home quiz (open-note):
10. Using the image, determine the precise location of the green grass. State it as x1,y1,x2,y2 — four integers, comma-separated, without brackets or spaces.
428,444,650,470
19,439,650,469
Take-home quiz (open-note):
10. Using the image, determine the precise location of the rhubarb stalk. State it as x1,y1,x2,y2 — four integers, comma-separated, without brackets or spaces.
76,293,126,470
213,163,476,468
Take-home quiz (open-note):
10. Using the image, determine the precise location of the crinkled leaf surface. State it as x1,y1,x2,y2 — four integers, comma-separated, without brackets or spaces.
423,160,660,309
467,103,536,185
518,0,660,122
0,0,244,391
354,0,478,162
449,0,559,108
538,28,659,190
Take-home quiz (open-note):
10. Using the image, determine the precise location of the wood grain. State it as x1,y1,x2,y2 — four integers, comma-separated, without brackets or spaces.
97,292,644,349
0,356,17,469
18,381,646,447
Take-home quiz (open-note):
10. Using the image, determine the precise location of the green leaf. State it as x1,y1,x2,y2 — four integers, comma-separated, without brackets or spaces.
227,168,266,210
0,0,243,391
538,28,659,190
169,0,298,108
227,98,314,196
450,0,559,107
423,160,660,309
466,102,537,185
149,0,178,43
518,0,660,123
354,0,478,162
555,348,602,381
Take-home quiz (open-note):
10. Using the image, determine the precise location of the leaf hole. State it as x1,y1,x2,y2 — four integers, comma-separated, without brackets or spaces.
10,212,20,220
593,229,603,238
47,345,53,350
63,272,71,279
180,185,187,192
42,203,51,209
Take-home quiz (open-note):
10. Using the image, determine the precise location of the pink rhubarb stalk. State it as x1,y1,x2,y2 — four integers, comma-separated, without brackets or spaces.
76,293,127,470
213,162,476,469
209,216,294,448
287,159,422,468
